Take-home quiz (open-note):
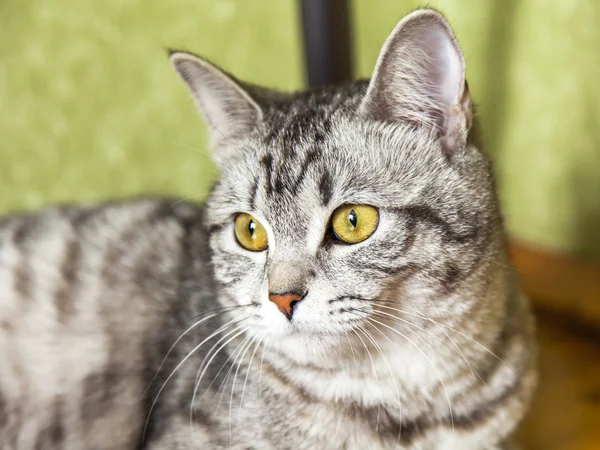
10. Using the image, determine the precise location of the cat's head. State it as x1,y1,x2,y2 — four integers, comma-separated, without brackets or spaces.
170,10,500,357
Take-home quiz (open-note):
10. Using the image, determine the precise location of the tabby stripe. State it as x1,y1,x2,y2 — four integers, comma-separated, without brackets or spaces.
360,261,421,277
293,148,319,192
331,306,367,317
188,408,216,427
351,370,523,446
69,206,98,228
49,396,65,445
52,208,97,323
318,171,333,206
273,172,285,195
328,295,375,304
397,368,524,445
260,360,317,405
314,116,331,144
0,391,6,429
439,230,494,297
100,203,174,285
81,366,120,422
207,223,227,235
449,377,523,431
34,396,65,449
440,263,462,291
248,177,259,210
11,219,34,300
261,154,274,196
53,237,82,324
394,204,478,245
0,319,12,332
399,229,418,255
350,405,407,444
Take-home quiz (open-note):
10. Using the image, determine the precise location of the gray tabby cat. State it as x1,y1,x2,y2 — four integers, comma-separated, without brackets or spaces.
0,9,536,450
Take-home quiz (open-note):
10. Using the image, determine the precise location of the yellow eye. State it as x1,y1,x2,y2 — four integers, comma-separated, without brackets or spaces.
234,213,268,252
331,204,379,244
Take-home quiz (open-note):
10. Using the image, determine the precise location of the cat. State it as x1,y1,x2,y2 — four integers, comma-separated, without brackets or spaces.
0,9,536,450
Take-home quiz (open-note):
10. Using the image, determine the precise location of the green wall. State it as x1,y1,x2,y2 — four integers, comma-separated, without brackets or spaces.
1,0,599,258
0,0,302,211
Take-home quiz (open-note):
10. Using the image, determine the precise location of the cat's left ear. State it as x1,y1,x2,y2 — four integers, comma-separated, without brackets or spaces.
359,9,472,154
170,51,262,163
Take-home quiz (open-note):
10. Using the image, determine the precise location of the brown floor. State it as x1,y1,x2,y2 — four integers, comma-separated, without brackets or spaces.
516,310,600,450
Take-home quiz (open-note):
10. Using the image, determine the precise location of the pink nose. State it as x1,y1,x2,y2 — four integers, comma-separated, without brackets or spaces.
268,292,303,320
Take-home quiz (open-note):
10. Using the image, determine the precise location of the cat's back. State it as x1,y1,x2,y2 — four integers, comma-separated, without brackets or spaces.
0,198,211,449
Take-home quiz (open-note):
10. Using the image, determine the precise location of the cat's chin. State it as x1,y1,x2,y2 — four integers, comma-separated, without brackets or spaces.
252,320,360,365
261,330,348,364
255,322,349,338
255,311,363,338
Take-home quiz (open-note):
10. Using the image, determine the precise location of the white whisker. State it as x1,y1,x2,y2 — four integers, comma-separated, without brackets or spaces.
375,303,514,374
189,322,253,427
352,329,381,432
258,341,267,398
344,332,360,372
143,315,249,443
228,334,257,445
192,326,250,414
356,325,403,446
237,335,264,426
145,306,246,396
372,309,485,385
210,332,254,414
367,317,455,433
175,141,212,158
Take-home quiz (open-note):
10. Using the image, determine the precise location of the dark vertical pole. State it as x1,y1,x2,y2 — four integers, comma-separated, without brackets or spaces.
298,0,353,88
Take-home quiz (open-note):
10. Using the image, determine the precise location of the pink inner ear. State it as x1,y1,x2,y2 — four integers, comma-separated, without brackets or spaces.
434,28,464,109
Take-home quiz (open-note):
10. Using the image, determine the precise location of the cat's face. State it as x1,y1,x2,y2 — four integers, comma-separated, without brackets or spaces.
205,118,494,353
171,10,498,356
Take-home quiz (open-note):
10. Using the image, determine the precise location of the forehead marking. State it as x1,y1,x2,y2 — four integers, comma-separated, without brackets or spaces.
248,176,259,210
261,154,274,197
292,148,320,193
260,148,323,199
319,171,333,206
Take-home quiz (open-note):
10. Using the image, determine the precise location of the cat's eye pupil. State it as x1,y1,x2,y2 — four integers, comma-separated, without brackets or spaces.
348,210,358,228
248,220,256,237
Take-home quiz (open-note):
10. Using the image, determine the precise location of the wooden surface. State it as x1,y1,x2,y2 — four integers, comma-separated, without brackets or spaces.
510,244,600,329
511,244,600,449
516,311,600,449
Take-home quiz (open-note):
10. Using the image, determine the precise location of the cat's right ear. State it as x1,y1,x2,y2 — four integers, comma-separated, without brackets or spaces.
169,51,262,163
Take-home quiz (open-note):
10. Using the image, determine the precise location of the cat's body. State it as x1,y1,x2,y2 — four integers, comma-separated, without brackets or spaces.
0,10,536,450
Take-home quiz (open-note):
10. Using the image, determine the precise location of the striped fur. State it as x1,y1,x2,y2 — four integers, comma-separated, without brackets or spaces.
0,9,536,450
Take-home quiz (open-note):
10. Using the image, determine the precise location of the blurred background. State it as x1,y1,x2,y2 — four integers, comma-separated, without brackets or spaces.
1,0,599,448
